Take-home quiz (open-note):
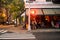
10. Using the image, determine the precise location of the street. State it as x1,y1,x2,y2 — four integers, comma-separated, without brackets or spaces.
0,25,60,40
33,32,60,40
0,31,60,40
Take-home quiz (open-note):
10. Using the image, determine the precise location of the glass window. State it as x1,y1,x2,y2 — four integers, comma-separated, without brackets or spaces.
29,0,35,1
46,0,51,2
26,0,35,3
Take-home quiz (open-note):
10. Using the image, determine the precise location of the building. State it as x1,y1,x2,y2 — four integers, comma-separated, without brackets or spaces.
24,0,60,30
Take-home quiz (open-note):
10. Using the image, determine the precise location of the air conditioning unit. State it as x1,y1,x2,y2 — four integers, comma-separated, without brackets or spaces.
52,0,60,4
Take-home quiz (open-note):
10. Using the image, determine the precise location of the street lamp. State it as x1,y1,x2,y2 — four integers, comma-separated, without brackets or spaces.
28,1,31,31
27,1,33,31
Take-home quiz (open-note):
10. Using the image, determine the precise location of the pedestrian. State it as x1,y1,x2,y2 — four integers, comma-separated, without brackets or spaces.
31,21,36,30
37,22,41,29
51,21,55,27
41,22,45,28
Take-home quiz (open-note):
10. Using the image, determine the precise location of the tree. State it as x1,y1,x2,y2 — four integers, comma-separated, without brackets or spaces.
0,0,25,26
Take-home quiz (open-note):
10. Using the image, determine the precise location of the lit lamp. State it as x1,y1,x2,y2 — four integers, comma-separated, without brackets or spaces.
30,10,36,15
30,10,36,20
2,13,6,17
30,10,35,15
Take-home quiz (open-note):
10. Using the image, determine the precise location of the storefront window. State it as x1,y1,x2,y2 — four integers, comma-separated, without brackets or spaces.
46,0,51,2
26,8,60,29
29,0,35,1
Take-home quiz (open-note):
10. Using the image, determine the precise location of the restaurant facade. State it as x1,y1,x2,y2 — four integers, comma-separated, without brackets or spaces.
24,0,60,30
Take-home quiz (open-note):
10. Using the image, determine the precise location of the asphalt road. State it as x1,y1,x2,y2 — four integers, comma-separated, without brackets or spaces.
33,32,60,40
0,30,60,40
0,39,35,40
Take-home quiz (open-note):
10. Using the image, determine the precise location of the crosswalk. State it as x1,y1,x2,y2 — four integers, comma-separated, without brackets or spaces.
0,32,35,39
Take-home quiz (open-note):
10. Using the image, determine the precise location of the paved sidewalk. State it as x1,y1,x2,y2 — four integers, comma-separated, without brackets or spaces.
30,29,60,32
0,25,35,40
0,25,60,40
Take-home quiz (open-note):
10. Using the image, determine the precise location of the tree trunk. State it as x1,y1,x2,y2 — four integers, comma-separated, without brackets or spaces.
6,8,10,24
14,17,17,27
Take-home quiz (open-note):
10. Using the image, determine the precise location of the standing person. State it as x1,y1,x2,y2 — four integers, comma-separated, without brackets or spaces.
26,21,28,30
51,20,55,28
41,22,45,28
31,20,37,30
37,22,41,29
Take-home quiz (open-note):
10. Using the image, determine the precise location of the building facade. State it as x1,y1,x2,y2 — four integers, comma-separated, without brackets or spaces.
24,0,60,30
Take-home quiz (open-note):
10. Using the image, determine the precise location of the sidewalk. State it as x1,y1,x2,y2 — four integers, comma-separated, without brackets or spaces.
30,29,60,32
0,25,60,40
0,25,60,33
0,25,35,40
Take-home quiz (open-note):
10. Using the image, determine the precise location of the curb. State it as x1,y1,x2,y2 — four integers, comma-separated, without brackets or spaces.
30,29,60,32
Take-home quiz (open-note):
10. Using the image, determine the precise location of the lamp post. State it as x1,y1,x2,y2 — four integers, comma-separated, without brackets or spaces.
28,1,31,31
27,1,33,31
